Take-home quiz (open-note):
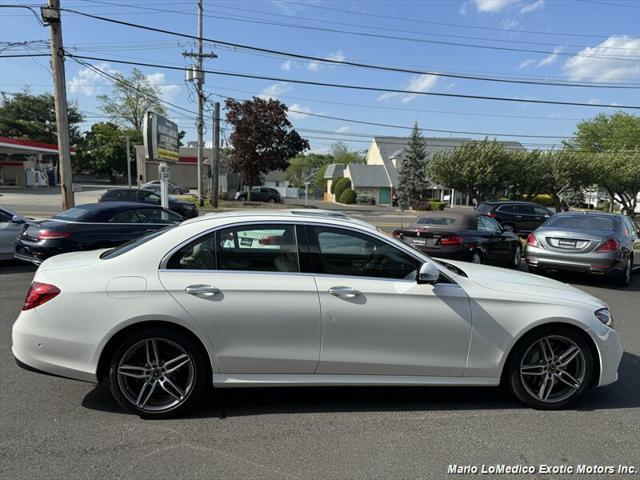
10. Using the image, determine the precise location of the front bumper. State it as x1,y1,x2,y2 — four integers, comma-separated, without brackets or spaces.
593,327,623,387
12,308,98,383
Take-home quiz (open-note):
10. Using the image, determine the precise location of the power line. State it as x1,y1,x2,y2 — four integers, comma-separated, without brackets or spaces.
573,0,640,9
65,53,640,110
62,6,638,64
71,0,640,53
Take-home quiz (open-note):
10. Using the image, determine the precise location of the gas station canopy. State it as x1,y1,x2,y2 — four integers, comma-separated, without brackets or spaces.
0,136,75,156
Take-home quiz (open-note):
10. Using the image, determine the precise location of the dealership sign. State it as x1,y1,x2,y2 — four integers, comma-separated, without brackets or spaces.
143,112,179,162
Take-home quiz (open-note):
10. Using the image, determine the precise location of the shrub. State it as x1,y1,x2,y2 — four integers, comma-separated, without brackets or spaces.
339,188,357,204
356,194,376,205
333,177,351,200
411,200,432,211
532,194,554,207
430,201,446,210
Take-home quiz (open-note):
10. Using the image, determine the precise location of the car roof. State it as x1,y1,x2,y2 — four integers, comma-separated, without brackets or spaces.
481,200,540,205
551,211,623,219
105,188,156,194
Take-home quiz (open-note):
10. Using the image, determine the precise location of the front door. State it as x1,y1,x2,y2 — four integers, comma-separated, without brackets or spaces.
379,188,391,205
303,225,472,376
159,223,321,374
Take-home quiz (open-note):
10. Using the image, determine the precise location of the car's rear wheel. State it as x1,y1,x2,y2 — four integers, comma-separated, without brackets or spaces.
614,257,632,287
268,198,276,203
502,223,516,233
508,244,522,269
108,327,208,418
507,327,593,410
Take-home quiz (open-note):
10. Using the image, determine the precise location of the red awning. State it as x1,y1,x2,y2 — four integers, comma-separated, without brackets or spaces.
0,136,76,155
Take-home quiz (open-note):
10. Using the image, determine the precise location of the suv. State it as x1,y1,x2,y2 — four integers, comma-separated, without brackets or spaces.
235,187,282,203
477,201,553,234
99,188,198,218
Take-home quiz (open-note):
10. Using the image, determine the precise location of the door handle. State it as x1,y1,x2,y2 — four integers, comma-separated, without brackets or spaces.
185,284,221,297
328,286,361,298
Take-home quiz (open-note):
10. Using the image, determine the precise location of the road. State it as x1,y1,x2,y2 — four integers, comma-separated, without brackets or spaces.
1,259,638,479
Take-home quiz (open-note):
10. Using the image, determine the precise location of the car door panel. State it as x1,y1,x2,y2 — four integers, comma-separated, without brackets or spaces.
314,276,472,376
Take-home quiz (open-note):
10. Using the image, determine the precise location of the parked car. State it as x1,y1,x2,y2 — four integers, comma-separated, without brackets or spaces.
525,212,640,286
393,210,522,268
99,188,198,219
235,187,282,203
12,210,622,417
0,207,31,261
141,180,189,195
14,202,182,265
477,201,553,234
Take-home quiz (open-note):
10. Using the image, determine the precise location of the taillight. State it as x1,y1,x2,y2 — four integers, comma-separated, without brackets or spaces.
23,282,61,310
596,239,619,252
392,230,401,238
36,229,71,240
527,233,538,247
487,212,497,218
440,234,463,246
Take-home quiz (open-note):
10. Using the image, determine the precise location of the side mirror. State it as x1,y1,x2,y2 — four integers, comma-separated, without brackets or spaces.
417,262,440,284
11,215,25,224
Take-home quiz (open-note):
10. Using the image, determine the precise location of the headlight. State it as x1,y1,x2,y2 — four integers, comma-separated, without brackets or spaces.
594,308,613,328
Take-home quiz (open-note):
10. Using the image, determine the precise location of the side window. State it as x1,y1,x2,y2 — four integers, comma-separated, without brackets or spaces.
309,226,419,280
498,205,518,213
218,224,299,272
139,190,161,204
623,217,635,237
0,210,12,222
109,210,141,223
484,216,502,232
477,216,487,231
167,232,216,270
518,205,535,215
137,208,181,224
534,206,550,216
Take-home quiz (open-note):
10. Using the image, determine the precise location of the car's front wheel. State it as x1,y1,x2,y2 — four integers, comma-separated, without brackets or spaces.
507,327,593,409
508,244,522,269
108,327,208,418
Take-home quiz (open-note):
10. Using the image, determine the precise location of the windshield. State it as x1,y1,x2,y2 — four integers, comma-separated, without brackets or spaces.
100,226,176,259
544,215,615,231
476,204,493,214
417,216,457,226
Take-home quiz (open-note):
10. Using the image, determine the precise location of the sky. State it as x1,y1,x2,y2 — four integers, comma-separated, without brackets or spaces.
1,0,639,154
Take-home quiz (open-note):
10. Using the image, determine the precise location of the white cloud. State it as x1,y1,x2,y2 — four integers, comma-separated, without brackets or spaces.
70,62,119,96
501,18,520,30
518,58,536,69
460,2,469,14
520,0,544,14
536,46,563,67
281,60,293,71
472,0,518,13
443,82,456,90
288,103,312,119
377,74,439,103
563,36,640,82
335,126,350,133
588,98,601,105
307,50,346,72
271,0,320,15
259,82,292,100
146,72,180,102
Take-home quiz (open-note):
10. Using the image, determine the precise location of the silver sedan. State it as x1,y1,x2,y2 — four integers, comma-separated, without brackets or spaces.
525,212,640,286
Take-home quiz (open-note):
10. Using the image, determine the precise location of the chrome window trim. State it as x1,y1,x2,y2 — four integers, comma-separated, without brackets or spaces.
159,218,458,285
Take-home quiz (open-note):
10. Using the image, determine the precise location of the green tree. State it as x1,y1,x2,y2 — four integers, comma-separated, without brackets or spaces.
330,142,365,165
0,90,83,144
285,153,333,189
397,123,429,210
428,138,511,202
588,149,640,214
563,112,640,152
506,149,545,199
76,122,140,176
538,149,593,212
97,68,166,132
226,97,309,196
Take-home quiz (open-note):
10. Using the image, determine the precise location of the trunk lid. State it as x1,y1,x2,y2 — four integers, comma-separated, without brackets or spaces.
38,249,107,271
535,228,609,253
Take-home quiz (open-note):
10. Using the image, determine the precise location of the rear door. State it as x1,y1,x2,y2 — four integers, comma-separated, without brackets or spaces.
516,205,537,232
0,209,21,257
159,223,321,373
532,205,552,230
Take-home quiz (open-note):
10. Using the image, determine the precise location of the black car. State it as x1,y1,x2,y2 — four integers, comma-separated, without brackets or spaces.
235,187,282,203
393,210,522,267
477,201,553,234
99,188,198,218
14,202,182,265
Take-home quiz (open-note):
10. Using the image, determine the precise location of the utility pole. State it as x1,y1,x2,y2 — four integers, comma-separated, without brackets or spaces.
182,0,216,207
43,0,74,209
124,135,132,187
211,102,220,209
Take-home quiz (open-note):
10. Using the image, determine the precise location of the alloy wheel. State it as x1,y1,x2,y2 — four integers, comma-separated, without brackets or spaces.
116,338,196,413
513,245,522,267
519,335,586,404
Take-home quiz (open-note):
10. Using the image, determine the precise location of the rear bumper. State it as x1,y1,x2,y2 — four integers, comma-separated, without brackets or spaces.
14,252,44,265
525,245,624,275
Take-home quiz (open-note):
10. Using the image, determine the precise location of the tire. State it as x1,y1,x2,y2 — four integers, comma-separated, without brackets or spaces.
528,265,545,275
502,223,516,233
268,198,276,203
471,250,482,264
107,327,208,418
237,196,246,202
508,244,522,269
507,326,593,410
614,256,632,287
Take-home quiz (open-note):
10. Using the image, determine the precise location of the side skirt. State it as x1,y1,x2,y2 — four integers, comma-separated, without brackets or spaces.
212,374,500,388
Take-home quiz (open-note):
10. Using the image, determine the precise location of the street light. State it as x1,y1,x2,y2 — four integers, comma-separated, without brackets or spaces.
120,135,132,188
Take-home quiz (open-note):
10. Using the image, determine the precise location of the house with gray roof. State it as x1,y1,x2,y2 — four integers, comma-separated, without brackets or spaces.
324,136,525,205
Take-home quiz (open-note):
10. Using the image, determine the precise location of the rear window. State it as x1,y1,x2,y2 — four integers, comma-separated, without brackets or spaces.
417,216,457,226
100,226,176,259
545,215,615,231
52,207,94,221
476,204,493,214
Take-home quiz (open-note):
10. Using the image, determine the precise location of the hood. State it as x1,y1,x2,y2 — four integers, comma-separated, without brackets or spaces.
438,259,606,308
38,249,107,272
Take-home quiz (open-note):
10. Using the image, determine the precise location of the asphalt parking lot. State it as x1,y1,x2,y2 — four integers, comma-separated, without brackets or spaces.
0,259,638,480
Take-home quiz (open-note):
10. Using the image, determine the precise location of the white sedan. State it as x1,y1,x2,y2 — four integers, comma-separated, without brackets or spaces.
12,210,623,418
